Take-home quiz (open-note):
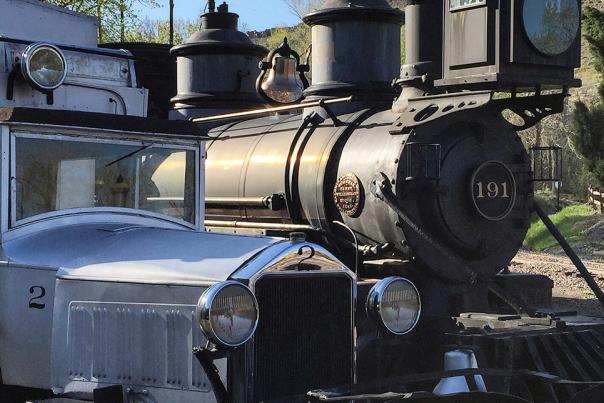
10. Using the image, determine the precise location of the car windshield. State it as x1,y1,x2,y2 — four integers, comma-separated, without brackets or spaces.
14,135,197,224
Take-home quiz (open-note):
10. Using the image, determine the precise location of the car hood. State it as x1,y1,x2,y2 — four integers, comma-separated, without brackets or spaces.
1,223,281,285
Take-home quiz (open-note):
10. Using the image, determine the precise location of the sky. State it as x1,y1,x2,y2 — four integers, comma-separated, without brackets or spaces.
137,0,301,31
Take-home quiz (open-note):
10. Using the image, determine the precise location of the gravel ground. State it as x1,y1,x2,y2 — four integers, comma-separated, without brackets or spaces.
510,250,604,316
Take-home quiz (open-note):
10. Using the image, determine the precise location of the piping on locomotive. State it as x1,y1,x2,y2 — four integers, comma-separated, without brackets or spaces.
0,0,603,402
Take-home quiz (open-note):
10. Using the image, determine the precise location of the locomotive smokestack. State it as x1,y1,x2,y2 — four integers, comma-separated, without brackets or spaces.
302,0,404,114
393,0,443,111
170,2,268,125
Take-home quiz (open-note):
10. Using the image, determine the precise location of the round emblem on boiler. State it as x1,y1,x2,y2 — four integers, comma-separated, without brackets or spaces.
333,174,363,217
470,161,517,221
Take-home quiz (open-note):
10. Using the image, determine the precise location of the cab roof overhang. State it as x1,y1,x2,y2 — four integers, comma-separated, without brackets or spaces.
0,107,206,139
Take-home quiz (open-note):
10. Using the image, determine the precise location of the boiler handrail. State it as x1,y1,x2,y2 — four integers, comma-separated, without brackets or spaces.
191,96,354,123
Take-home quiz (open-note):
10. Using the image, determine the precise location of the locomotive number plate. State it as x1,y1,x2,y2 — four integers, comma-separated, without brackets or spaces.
334,174,362,217
470,161,516,221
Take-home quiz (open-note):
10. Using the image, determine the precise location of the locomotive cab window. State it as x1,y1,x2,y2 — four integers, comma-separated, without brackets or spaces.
449,0,486,11
12,134,197,225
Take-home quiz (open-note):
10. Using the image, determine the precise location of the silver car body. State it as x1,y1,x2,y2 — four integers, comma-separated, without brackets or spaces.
0,108,353,403
0,2,355,401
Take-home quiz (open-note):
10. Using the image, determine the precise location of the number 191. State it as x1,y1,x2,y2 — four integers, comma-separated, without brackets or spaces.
476,182,510,199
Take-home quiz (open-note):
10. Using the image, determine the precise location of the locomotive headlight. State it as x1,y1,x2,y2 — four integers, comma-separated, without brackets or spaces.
366,277,421,335
522,0,580,56
196,281,259,348
20,43,67,92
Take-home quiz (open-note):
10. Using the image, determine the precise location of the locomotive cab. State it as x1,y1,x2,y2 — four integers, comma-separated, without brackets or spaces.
0,108,359,403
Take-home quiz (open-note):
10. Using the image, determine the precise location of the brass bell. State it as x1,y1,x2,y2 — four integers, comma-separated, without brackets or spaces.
261,56,304,104
256,38,310,105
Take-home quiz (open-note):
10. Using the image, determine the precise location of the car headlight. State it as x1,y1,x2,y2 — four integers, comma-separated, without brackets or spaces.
196,281,259,347
366,277,421,335
20,43,67,92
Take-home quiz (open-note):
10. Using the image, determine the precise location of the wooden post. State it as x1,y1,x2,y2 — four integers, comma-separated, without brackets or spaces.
97,2,103,43
589,185,604,214
120,0,125,42
169,0,174,45
589,184,593,208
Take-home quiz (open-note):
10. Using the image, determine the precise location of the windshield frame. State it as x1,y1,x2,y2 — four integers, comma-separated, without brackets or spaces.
9,130,201,230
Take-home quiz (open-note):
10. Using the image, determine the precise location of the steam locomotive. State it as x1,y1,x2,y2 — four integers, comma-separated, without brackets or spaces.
180,0,573,314
168,0,604,401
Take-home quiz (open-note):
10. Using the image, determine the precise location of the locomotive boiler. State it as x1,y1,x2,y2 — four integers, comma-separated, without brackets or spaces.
201,0,540,304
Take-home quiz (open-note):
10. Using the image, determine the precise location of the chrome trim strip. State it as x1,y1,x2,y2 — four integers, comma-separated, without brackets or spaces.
5,122,205,142
1,125,10,235
230,241,357,401
11,208,196,231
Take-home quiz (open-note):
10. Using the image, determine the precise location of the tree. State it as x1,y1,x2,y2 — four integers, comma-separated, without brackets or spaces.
572,7,604,186
46,0,158,43
283,0,322,20
284,0,406,20
125,17,199,45
253,24,311,57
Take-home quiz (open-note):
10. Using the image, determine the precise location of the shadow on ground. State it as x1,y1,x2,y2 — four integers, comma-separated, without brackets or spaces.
552,297,604,317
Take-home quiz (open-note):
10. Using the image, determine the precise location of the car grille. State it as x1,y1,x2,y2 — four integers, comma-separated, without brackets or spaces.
253,274,353,402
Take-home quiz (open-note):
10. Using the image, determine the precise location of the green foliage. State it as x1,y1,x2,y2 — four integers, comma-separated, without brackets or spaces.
253,24,311,57
125,18,199,45
524,204,594,251
573,7,604,187
583,6,604,75
45,0,158,43
282,0,322,20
